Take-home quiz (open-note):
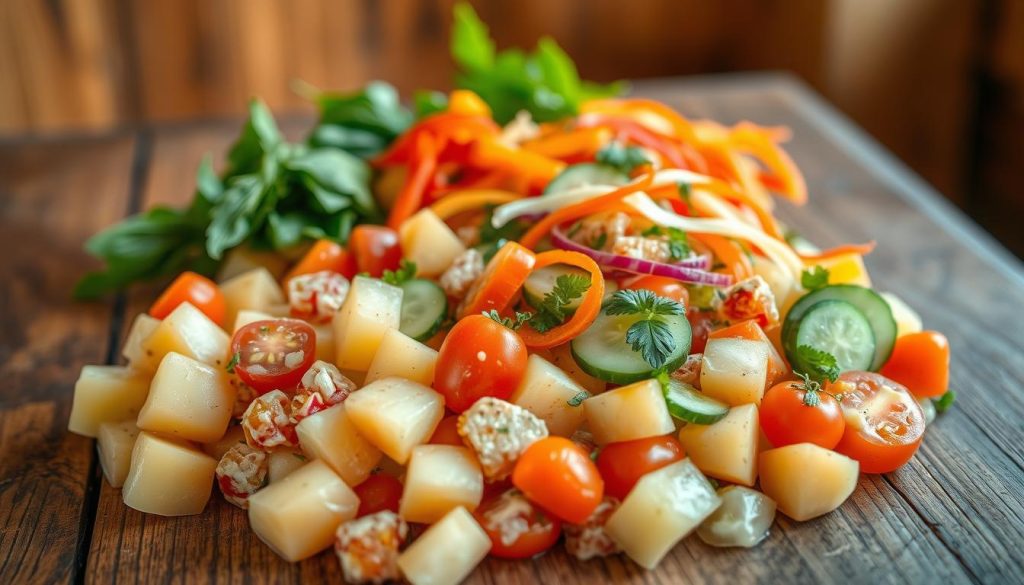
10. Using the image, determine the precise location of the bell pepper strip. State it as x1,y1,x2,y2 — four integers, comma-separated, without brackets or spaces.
429,190,523,220
690,233,753,281
458,241,537,319
447,89,492,117
521,127,613,162
468,139,566,192
387,133,439,230
374,113,500,166
518,250,606,349
283,239,357,286
729,122,807,204
581,98,699,143
577,114,688,169
797,241,877,260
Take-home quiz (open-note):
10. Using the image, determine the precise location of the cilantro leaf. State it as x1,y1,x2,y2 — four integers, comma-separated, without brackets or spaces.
528,274,591,333
604,289,684,370
484,310,532,331
605,289,683,318
933,390,956,414
625,318,676,369
382,260,417,286
596,143,650,174
226,352,241,374
796,345,841,382
801,266,830,291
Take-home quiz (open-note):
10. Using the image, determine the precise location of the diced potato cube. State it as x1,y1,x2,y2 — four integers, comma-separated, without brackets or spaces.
881,292,923,338
233,309,273,333
583,379,674,445
295,403,382,486
137,352,235,443
400,445,483,524
677,404,759,486
217,246,289,282
122,432,217,516
510,354,589,437
545,342,606,395
333,276,403,371
345,378,444,464
605,458,720,569
708,320,787,387
96,420,139,488
700,338,769,406
399,209,468,277
267,448,307,483
396,507,490,585
202,424,246,460
364,329,438,387
248,459,360,562
142,302,230,368
312,321,336,363
68,365,150,437
758,443,859,521
697,485,777,548
220,268,286,329
122,313,161,373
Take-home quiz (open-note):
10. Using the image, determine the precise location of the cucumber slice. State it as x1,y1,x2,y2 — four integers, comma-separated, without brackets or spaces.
782,284,896,371
571,311,691,384
791,300,875,374
662,378,729,424
544,163,629,194
523,264,590,311
398,279,448,341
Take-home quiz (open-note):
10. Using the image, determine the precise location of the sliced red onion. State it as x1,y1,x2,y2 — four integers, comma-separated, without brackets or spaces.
677,253,711,270
551,226,733,287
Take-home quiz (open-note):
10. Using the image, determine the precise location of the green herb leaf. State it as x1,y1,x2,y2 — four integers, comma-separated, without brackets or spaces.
566,391,589,407
625,318,676,369
596,143,650,174
796,345,841,382
589,232,608,251
933,390,956,414
665,227,690,262
605,289,684,318
484,309,533,331
413,90,449,118
801,266,830,291
528,274,591,333
308,82,412,159
604,290,683,370
226,352,241,374
382,260,417,286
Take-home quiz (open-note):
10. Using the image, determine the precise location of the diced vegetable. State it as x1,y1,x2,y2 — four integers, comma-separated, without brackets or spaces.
266,448,306,483
881,292,923,338
233,309,273,333
396,507,491,585
122,432,217,516
398,208,467,277
509,354,590,437
583,379,675,444
879,331,950,399
137,352,235,443
217,246,289,282
707,319,787,387
595,435,684,500
311,321,336,363
700,338,769,406
364,328,438,387
96,420,139,488
202,424,246,460
677,404,760,486
571,311,691,384
344,377,445,464
662,378,730,425
697,486,776,548
67,365,150,437
219,267,286,329
807,252,872,287
544,342,606,395
789,300,876,374
397,279,448,342
295,403,383,486
150,271,226,327
399,445,483,523
332,276,404,371
758,443,858,521
142,302,231,368
121,313,161,373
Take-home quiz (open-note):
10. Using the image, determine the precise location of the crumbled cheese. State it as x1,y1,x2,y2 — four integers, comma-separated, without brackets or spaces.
216,443,268,509
242,390,297,449
480,490,553,547
611,236,672,263
439,248,485,299
573,212,632,250
457,397,548,481
335,511,408,584
498,110,540,147
713,275,780,327
564,497,621,560
287,270,350,322
672,353,703,388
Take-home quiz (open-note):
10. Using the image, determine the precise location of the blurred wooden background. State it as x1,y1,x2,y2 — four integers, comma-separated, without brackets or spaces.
1,0,1022,256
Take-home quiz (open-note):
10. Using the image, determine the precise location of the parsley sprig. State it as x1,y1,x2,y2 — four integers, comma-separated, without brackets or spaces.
529,274,591,333
795,344,841,382
484,310,533,330
382,260,417,286
605,289,684,369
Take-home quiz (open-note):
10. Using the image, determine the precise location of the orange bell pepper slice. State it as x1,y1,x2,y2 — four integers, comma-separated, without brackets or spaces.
517,250,606,349
468,140,565,192
387,133,439,230
374,113,499,166
458,242,537,319
879,331,950,399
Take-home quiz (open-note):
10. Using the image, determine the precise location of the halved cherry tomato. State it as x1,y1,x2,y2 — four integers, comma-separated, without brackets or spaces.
457,242,536,319
149,271,225,326
880,331,950,399
230,320,317,394
348,225,402,277
760,380,845,449
709,319,788,386
428,415,463,446
474,489,562,559
284,240,357,285
595,435,684,499
623,275,690,308
687,309,717,354
830,371,925,473
512,437,603,524
433,315,528,413
354,473,403,517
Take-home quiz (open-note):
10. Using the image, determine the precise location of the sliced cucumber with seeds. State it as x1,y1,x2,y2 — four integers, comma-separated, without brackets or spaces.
791,300,876,373
544,163,629,194
571,311,692,384
662,378,730,425
398,279,447,341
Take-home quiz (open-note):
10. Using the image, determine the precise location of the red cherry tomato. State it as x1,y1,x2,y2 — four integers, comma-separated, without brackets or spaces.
149,271,226,326
512,437,603,524
595,434,685,499
428,415,463,446
760,380,846,449
349,225,402,277
433,315,528,412
474,489,562,559
687,309,717,354
880,331,950,399
830,371,926,473
623,275,689,308
230,320,316,394
353,473,403,517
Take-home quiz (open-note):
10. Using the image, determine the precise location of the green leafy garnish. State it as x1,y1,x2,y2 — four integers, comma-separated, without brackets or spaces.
226,352,241,374
596,143,650,174
801,266,831,291
307,81,413,159
477,205,528,262
641,225,691,261
590,232,608,251
794,372,844,407
796,344,841,382
413,90,449,119
566,391,589,407
528,274,591,333
933,390,956,414
382,260,417,286
484,309,533,331
605,289,684,369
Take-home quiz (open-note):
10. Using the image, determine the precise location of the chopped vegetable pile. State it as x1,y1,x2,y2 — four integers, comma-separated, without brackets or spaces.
68,3,954,582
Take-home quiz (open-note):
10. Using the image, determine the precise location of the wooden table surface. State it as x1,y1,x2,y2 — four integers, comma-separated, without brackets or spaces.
1,73,1022,585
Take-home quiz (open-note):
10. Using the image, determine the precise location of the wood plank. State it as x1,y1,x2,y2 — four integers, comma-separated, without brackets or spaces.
0,135,136,583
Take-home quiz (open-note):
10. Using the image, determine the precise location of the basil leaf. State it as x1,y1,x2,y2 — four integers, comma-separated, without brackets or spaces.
285,149,374,215
206,175,265,260
451,2,495,71
227,99,282,176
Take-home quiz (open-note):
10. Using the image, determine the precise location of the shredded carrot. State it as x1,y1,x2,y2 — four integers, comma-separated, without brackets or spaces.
798,241,877,260
468,140,565,192
374,113,499,166
729,122,807,204
429,190,523,220
521,127,612,161
691,233,753,281
387,133,438,229
517,250,605,349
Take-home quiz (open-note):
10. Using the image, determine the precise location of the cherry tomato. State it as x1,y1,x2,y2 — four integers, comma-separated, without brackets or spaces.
595,435,685,499
880,331,950,399
512,437,603,524
428,415,463,446
687,309,717,354
433,315,528,412
830,371,925,473
284,239,357,285
230,320,317,394
474,489,562,559
353,473,403,517
349,225,402,277
623,275,689,308
760,380,845,449
149,271,226,326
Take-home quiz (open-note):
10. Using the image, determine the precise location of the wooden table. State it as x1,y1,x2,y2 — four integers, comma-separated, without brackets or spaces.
1,74,1022,585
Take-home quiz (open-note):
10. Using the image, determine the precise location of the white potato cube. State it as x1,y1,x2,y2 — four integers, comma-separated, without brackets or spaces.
312,321,336,363
122,313,161,373
677,404,759,486
510,355,589,437
399,209,468,277
142,302,231,368
345,377,444,464
333,276,403,371
217,246,289,281
267,448,307,483
700,338,770,406
233,309,273,333
758,443,859,521
96,420,139,488
248,459,360,562
122,432,217,516
295,403,382,486
364,329,438,386
583,379,674,444
202,424,246,460
397,507,490,585
136,352,235,443
400,445,483,524
220,267,286,329
605,458,721,569
68,365,150,437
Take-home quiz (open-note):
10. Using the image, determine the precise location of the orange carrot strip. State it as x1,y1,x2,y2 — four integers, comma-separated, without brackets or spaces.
691,233,753,281
387,133,438,230
518,250,605,349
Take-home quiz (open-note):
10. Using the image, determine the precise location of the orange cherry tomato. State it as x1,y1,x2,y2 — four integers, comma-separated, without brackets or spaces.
353,473,403,517
474,489,562,559
622,275,689,308
284,240,357,285
595,435,684,499
880,331,950,399
230,320,317,394
512,437,604,524
428,415,463,446
349,225,402,277
433,315,529,413
149,271,226,326
708,319,788,386
759,380,845,449
458,242,536,319
830,371,926,473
